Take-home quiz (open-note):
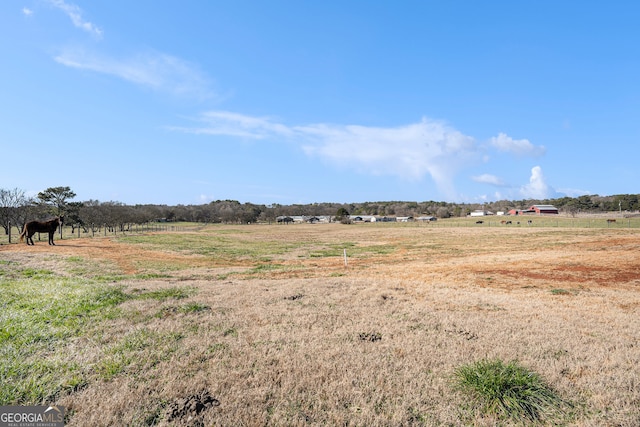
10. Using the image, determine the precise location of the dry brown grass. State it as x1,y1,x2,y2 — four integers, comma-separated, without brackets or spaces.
2,223,639,425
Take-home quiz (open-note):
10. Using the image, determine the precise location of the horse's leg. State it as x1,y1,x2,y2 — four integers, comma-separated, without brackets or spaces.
27,231,35,245
49,231,55,245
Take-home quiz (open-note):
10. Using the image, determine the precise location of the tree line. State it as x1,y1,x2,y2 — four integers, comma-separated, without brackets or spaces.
1,186,639,234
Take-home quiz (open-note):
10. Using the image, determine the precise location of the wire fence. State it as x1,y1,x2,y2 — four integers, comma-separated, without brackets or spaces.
0,222,188,245
424,217,640,229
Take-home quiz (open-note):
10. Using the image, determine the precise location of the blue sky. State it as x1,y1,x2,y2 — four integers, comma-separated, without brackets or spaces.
1,1,639,206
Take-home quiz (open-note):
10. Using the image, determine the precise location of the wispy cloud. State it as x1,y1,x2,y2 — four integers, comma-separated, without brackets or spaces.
48,0,103,38
297,119,477,198
171,111,293,138
171,113,479,199
556,187,590,197
490,132,545,157
22,7,34,16
54,48,214,98
472,173,506,186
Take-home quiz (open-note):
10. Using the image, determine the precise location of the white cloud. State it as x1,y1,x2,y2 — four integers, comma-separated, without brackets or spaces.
22,7,34,16
298,119,477,198
199,194,215,203
472,173,506,186
520,166,554,199
490,132,545,157
48,0,102,38
54,49,213,98
172,113,479,199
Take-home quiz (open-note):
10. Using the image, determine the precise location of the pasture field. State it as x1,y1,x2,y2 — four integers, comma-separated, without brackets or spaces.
1,222,639,426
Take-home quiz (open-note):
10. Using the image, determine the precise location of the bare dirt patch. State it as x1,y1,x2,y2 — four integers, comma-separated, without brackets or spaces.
165,389,220,425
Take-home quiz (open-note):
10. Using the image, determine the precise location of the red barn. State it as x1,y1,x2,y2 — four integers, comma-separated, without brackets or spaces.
529,205,558,215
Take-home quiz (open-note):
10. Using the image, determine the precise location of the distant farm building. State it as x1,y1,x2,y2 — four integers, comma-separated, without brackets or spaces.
528,205,559,215
508,205,559,216
350,215,377,222
396,216,414,222
470,210,494,217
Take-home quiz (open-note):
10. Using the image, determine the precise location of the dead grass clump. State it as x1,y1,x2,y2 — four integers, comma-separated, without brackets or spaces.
358,332,383,342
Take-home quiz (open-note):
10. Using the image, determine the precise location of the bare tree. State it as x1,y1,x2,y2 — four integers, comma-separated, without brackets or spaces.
0,188,34,235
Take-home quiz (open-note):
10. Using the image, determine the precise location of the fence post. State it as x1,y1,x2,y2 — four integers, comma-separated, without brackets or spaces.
8,220,11,244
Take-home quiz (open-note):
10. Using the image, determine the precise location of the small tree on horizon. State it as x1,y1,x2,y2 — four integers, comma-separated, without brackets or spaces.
335,207,349,221
37,186,76,217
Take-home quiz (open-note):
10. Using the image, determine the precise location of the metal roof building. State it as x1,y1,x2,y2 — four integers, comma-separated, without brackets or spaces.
529,205,559,214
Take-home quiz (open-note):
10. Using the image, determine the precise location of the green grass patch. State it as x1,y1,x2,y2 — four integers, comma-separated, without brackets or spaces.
245,263,286,275
92,274,128,283
133,286,194,301
308,242,394,258
95,329,184,380
454,359,569,423
178,301,210,313
132,272,173,280
0,263,197,405
119,233,396,265
118,233,296,259
20,268,55,278
154,302,210,318
0,277,131,404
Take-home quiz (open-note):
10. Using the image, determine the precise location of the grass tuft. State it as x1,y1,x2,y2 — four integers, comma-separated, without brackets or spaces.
453,359,568,423
20,268,54,278
135,287,194,301
550,288,573,295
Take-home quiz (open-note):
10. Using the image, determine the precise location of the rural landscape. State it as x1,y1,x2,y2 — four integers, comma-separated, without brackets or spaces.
1,210,639,426
4,1,640,425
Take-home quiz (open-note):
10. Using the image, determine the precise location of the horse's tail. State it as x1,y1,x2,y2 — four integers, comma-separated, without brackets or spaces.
19,224,27,242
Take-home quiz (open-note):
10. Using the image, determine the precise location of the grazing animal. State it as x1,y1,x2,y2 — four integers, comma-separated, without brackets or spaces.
476,220,484,224
607,219,616,224
20,217,63,245
527,220,533,225
500,220,506,224
505,220,512,225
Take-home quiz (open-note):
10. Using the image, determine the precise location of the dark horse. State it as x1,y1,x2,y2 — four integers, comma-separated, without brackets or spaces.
20,217,64,245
